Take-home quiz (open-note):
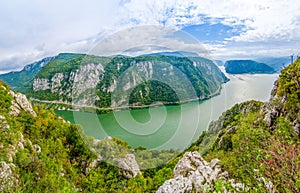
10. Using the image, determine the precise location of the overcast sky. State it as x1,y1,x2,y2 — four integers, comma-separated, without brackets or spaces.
1,0,300,72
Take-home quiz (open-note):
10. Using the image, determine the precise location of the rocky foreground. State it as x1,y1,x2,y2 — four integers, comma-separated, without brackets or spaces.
157,151,274,193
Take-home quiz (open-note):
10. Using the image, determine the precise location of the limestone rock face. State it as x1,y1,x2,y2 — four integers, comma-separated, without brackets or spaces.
9,90,37,117
117,154,141,179
90,155,103,168
0,161,18,191
157,151,247,193
262,79,300,136
0,115,10,131
33,78,50,91
156,175,192,193
51,73,64,92
33,63,105,106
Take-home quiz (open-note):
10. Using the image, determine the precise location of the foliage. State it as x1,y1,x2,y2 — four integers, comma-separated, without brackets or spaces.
0,82,181,192
185,65,300,192
277,58,300,126
129,80,179,105
0,81,13,114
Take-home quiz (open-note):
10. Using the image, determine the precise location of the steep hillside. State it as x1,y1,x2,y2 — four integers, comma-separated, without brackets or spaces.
164,58,300,192
225,60,275,74
0,81,184,192
1,54,229,110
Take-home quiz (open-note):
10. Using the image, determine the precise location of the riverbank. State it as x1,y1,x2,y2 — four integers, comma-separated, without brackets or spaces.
30,85,223,114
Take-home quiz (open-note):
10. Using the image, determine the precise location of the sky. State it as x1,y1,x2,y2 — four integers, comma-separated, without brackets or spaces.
1,0,300,72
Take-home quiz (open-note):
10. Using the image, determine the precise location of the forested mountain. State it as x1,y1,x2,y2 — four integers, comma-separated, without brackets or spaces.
0,53,229,110
225,60,275,74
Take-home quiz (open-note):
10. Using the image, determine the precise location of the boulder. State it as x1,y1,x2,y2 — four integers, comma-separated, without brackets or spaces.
117,154,141,178
157,151,247,193
9,90,36,117
156,175,192,193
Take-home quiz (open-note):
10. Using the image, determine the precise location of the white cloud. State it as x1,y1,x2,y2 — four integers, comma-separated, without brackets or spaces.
121,0,300,41
89,26,210,58
0,0,299,71
119,0,300,59
0,0,122,71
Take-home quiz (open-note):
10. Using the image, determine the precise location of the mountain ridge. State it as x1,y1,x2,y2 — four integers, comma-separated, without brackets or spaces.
0,53,229,111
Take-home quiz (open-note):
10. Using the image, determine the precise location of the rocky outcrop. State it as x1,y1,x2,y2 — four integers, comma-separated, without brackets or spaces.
33,78,50,91
0,130,41,191
70,63,104,97
33,63,105,107
0,161,18,191
0,85,42,191
86,155,103,173
262,78,300,136
0,123,40,191
88,137,141,178
121,61,154,92
51,73,64,92
0,115,10,131
217,126,237,149
157,151,247,193
117,154,141,179
262,80,282,127
157,175,193,193
9,90,37,117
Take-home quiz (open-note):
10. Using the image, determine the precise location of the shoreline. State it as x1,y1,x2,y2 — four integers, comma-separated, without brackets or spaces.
31,85,223,114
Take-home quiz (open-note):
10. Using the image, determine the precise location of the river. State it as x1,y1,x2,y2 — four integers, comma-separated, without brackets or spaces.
56,71,278,150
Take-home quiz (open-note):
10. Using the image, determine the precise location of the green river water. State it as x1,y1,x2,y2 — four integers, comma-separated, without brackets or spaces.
56,72,278,150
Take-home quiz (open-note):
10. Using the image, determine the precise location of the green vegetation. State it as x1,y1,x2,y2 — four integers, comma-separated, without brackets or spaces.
0,81,182,192
0,81,13,114
225,60,275,74
187,59,300,192
276,58,300,129
129,80,179,105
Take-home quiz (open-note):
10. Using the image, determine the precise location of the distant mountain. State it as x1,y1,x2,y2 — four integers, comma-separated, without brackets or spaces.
214,60,224,66
255,57,291,72
0,53,228,110
0,53,79,92
224,60,275,74
142,51,200,57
